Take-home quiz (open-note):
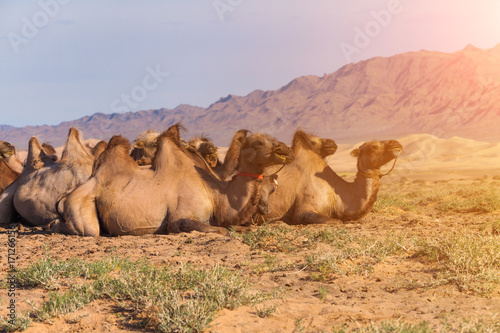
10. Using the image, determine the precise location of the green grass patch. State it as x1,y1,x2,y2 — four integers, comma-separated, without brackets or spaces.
3,257,266,333
305,232,408,280
239,224,408,280
332,316,500,333
235,223,354,253
332,320,432,333
411,229,500,296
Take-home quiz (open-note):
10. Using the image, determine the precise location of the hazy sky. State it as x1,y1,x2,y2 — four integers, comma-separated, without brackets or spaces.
1,0,499,127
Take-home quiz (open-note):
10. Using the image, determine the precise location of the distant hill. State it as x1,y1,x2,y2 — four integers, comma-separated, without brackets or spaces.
2,44,500,149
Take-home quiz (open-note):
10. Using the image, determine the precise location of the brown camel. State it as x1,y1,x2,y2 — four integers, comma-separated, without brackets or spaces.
188,135,220,168
0,128,101,227
0,140,24,174
130,129,159,165
0,159,20,194
303,134,338,159
53,124,294,236
251,131,337,224
255,174,279,216
264,130,402,224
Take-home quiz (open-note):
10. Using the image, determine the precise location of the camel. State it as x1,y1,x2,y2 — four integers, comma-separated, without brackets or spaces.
264,130,402,225
188,135,220,168
0,159,20,194
0,140,24,174
53,124,294,237
0,140,22,194
303,134,338,159
130,129,160,165
0,128,101,227
256,174,279,216
131,130,222,169
250,131,337,224
187,131,280,222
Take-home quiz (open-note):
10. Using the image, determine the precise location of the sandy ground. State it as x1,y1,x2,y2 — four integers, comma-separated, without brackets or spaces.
2,134,500,332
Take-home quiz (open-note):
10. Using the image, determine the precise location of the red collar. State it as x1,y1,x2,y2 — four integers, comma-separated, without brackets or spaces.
237,172,263,180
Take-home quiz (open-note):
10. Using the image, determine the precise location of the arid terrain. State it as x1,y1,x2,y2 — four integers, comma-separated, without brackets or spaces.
1,135,500,332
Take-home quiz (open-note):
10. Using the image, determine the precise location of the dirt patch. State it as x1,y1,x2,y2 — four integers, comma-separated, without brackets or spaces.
1,177,500,332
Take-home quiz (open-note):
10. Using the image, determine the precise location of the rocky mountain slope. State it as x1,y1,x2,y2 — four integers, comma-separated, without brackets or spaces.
2,44,499,148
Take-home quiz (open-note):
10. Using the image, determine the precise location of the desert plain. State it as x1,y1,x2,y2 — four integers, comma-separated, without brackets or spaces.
1,133,500,332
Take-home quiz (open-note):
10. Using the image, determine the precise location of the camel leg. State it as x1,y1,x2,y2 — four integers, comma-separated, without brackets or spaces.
168,219,230,237
0,183,19,226
293,211,343,226
230,225,252,233
54,179,100,236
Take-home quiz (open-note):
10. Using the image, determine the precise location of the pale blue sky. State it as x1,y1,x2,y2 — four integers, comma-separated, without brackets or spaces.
1,0,499,127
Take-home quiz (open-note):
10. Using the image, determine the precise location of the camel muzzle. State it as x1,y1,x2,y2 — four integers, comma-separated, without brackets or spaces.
387,141,403,157
273,142,294,163
257,199,270,215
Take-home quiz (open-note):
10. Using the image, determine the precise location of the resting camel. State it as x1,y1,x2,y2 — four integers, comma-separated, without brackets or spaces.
0,140,24,174
188,135,220,168
0,160,20,194
131,129,222,169
130,129,159,165
53,124,294,236
264,131,402,225
255,174,278,216
0,128,102,227
251,131,337,224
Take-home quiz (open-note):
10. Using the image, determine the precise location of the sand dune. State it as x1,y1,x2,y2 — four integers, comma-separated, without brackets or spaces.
324,134,500,178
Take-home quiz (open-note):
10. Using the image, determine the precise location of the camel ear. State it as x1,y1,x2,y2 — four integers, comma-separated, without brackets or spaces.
350,148,360,157
134,141,145,149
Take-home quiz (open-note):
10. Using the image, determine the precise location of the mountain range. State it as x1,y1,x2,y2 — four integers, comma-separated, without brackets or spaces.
2,44,500,149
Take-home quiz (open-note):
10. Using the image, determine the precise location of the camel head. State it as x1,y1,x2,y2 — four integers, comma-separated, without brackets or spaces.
350,140,403,173
239,133,294,173
189,136,219,168
257,174,279,215
131,129,160,165
292,130,338,159
0,140,16,159
318,138,338,159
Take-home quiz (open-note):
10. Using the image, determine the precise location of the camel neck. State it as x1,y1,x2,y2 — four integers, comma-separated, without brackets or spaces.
211,174,263,228
337,172,380,221
5,154,24,174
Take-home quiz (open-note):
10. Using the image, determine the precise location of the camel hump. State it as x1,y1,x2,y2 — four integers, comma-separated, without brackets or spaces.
292,130,314,151
159,123,187,148
108,135,132,151
60,127,94,164
26,136,47,169
90,140,108,158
